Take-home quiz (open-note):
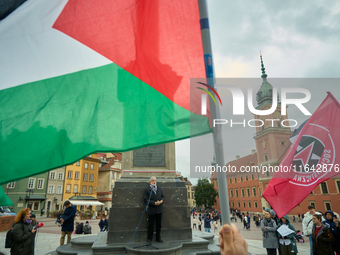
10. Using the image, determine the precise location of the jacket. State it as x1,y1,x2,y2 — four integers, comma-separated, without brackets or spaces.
312,223,334,255
144,185,164,215
11,221,35,255
61,205,77,232
322,210,339,237
203,215,212,228
277,215,298,254
302,211,324,236
261,218,279,249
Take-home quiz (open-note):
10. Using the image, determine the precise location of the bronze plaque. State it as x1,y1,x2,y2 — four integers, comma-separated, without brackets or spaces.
133,144,165,167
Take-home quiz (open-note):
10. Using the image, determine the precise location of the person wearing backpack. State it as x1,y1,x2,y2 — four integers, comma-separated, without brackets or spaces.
83,221,92,234
9,208,36,255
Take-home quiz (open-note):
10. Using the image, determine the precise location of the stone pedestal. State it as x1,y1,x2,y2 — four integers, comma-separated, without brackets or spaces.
107,177,192,243
107,143,192,244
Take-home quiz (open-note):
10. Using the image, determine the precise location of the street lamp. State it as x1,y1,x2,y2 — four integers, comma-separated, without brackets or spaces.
26,189,34,198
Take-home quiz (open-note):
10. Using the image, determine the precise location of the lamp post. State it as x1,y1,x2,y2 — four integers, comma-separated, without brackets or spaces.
26,189,34,209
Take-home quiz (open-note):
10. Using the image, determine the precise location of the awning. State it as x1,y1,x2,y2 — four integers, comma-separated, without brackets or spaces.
26,196,46,200
67,200,104,206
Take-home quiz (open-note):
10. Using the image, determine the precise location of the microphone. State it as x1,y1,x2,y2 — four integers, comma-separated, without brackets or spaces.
33,222,44,230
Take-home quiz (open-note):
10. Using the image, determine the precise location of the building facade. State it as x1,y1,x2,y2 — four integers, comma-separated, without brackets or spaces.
97,153,122,209
62,154,101,210
3,172,48,214
45,166,66,213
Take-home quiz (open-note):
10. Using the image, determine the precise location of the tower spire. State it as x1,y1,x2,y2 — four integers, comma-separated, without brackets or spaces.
260,54,267,79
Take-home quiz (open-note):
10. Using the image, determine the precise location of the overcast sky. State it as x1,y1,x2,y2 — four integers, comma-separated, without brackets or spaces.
176,0,340,185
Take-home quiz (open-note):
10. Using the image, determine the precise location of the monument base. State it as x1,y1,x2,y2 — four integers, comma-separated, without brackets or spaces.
107,177,192,244
54,231,222,255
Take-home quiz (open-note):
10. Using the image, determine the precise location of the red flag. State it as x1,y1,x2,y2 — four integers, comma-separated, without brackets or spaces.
263,92,340,218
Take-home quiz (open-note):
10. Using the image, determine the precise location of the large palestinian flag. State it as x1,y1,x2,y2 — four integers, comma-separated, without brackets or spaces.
0,0,211,184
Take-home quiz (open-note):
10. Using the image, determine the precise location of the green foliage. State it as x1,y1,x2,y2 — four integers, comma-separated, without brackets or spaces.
194,178,218,208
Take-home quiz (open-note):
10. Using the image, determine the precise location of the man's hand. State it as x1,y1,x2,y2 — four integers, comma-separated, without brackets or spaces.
155,202,159,206
334,218,339,227
219,224,248,255
160,200,163,204
61,219,64,223
32,228,37,233
264,226,267,229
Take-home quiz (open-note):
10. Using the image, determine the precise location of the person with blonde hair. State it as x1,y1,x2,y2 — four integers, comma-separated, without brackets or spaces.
11,208,36,255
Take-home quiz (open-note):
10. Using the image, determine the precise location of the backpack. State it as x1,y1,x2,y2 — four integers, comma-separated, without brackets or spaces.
76,223,84,234
84,225,91,234
5,223,24,249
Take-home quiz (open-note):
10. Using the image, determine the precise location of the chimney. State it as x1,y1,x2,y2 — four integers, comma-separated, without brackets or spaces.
236,155,240,160
251,149,256,155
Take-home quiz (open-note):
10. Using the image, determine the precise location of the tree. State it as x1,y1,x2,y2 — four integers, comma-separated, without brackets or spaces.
194,178,218,208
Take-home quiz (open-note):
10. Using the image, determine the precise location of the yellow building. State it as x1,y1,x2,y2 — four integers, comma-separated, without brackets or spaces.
63,154,101,210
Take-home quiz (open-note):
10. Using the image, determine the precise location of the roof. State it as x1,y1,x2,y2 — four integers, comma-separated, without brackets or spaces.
99,153,122,171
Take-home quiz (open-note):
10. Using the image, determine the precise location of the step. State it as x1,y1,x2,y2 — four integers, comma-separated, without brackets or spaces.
56,243,93,255
70,234,97,249
126,241,183,255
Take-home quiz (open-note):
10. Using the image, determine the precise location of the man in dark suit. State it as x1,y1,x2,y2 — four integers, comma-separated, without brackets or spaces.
144,176,164,245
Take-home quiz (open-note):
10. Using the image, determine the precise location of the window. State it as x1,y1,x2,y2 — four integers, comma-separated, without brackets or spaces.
245,175,248,181
89,186,93,194
50,172,56,180
232,201,234,207
230,189,233,198
57,185,63,194
336,180,340,193
48,185,55,194
73,184,78,193
253,187,256,196
76,161,80,166
246,188,250,197
85,163,88,169
234,177,237,183
68,171,72,179
254,201,258,208
187,192,190,199
321,182,328,194
235,189,239,197
243,201,246,207
248,201,251,208
259,187,261,196
37,179,44,189
266,171,270,177
310,201,315,208
7,182,15,189
90,174,94,182
241,188,245,197
83,173,88,181
237,201,240,207
82,185,87,194
58,173,64,180
66,184,71,193
229,178,232,184
240,176,243,182
91,163,94,170
251,173,254,180
264,154,268,161
28,178,35,189
75,172,79,180
325,202,332,211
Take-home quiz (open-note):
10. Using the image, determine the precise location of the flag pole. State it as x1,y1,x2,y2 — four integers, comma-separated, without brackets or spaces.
198,0,231,225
